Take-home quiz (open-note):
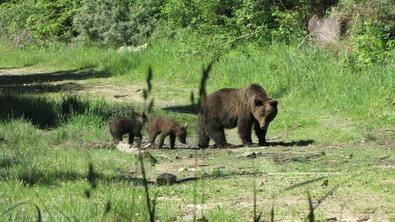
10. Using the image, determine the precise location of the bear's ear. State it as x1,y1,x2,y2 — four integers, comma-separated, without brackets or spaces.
254,98,264,106
269,100,278,107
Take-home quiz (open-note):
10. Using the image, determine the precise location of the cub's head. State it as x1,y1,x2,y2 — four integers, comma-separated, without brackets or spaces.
176,124,188,144
252,97,278,129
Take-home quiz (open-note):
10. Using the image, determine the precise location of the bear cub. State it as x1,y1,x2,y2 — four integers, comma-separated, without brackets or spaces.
110,112,147,145
197,83,278,148
146,117,187,149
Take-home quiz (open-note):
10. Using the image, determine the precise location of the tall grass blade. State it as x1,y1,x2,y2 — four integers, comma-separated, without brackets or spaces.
197,61,213,107
307,191,315,222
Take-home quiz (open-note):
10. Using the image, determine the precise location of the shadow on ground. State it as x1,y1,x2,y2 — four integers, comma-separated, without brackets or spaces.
156,139,315,149
0,68,110,85
0,166,152,187
0,82,85,94
265,140,315,147
162,104,199,115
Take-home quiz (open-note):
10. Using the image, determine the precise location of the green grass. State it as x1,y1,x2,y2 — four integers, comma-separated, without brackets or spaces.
0,39,394,221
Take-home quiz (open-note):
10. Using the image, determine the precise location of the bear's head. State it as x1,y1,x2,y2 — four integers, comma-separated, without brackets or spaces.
176,124,188,144
252,98,278,129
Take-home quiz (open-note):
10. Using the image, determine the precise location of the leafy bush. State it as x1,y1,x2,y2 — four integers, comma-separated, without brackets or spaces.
162,0,277,42
73,0,162,46
351,19,394,66
0,0,80,43
26,0,81,42
0,0,37,40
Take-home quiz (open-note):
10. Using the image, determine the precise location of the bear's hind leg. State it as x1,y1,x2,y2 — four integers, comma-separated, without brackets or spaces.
157,133,167,148
237,119,253,146
198,126,210,148
209,126,227,148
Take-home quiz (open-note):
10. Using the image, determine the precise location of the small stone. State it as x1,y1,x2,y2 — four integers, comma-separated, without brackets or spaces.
178,167,188,173
242,151,257,158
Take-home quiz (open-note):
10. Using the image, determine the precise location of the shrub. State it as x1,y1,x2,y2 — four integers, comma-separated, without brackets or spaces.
0,0,37,41
26,0,81,42
0,0,80,43
351,19,394,66
73,0,163,46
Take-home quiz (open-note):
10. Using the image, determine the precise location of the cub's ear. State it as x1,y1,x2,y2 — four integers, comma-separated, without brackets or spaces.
269,100,278,107
254,98,264,106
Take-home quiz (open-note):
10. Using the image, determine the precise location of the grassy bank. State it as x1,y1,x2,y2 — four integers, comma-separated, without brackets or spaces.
1,40,394,221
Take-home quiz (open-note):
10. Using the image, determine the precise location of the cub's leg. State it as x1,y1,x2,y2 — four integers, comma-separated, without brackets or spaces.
128,132,134,145
148,131,159,144
169,134,176,149
135,131,143,146
157,133,167,148
113,132,123,144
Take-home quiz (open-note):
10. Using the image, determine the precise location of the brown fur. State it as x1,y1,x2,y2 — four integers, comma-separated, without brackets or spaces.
110,112,147,145
147,117,187,149
197,84,278,148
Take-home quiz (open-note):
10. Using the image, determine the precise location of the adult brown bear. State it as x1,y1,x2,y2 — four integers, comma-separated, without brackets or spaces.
197,84,278,148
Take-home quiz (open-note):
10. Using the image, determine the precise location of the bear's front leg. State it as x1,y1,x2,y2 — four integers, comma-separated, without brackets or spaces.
254,123,267,146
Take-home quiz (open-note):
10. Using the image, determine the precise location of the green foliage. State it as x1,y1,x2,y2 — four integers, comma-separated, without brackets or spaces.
162,0,278,42
0,0,37,38
235,0,277,41
0,0,80,43
27,0,81,42
73,0,162,46
349,19,394,67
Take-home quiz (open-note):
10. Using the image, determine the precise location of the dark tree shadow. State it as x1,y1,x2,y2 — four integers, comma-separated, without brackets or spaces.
16,170,86,186
162,104,199,115
0,94,59,128
0,91,112,128
0,82,85,94
0,68,111,85
5,167,153,187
